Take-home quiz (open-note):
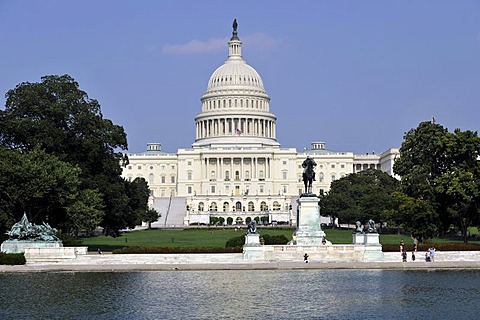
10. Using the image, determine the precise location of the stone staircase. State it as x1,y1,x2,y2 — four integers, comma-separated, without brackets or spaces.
150,197,186,228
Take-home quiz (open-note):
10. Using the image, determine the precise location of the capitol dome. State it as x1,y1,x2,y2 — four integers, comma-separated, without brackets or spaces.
193,20,279,149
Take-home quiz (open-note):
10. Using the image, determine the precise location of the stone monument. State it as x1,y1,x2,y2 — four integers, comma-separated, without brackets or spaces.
243,220,264,260
1,213,63,253
244,220,260,246
295,156,328,245
352,219,383,260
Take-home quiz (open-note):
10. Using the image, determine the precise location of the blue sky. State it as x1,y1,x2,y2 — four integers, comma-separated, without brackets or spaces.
1,1,479,154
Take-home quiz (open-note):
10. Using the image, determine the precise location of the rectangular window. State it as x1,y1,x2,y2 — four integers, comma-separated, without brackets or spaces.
188,161,192,166
331,164,335,169
211,185,216,194
331,175,336,181
137,165,142,170
341,164,345,169
187,186,192,194
128,166,132,170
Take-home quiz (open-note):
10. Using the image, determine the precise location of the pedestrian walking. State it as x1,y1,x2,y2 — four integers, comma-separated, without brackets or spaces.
303,253,309,263
429,247,436,262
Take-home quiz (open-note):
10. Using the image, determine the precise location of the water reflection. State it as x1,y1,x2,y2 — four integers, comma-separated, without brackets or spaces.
1,270,480,319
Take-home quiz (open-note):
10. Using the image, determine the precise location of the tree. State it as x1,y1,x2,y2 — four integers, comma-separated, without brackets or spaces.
0,75,150,236
142,208,160,230
435,129,480,242
65,189,105,236
394,122,480,241
0,146,81,238
319,169,399,226
382,192,437,241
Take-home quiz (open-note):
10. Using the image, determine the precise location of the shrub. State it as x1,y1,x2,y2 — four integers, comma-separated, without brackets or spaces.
382,243,480,252
225,236,244,248
58,234,83,247
262,234,289,245
0,252,26,265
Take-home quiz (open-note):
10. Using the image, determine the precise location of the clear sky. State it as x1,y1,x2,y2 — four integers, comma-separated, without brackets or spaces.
1,1,479,154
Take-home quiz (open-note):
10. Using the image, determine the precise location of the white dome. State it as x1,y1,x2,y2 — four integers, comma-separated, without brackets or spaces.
193,20,279,149
207,60,265,92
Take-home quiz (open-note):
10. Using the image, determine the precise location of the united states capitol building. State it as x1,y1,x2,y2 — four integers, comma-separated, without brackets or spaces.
122,22,399,227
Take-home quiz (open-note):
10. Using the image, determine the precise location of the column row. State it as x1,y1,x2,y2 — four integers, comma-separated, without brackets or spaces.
201,156,272,181
196,117,276,139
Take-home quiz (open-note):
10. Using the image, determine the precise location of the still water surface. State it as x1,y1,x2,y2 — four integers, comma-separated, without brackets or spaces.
1,269,479,319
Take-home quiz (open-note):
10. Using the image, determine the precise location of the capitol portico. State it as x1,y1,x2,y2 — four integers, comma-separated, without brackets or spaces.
122,21,399,227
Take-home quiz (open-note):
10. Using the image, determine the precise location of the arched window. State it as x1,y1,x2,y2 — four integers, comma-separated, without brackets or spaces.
236,201,242,211
282,170,287,180
210,171,216,181
161,175,166,183
245,170,250,181
198,202,204,212
225,170,230,181
148,173,154,184
210,202,218,212
259,170,264,180
235,170,240,180
187,171,192,180
170,175,175,183
260,201,268,212
248,201,255,212
223,202,229,212
273,201,281,211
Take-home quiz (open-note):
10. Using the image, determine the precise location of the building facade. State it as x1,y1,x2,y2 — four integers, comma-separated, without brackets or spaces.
122,23,399,227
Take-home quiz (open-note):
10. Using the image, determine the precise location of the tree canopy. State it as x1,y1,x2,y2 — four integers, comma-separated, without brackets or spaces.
393,121,480,242
0,75,150,237
319,169,399,226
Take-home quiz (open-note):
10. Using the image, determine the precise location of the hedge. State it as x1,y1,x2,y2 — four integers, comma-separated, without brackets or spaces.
382,243,480,252
0,252,26,265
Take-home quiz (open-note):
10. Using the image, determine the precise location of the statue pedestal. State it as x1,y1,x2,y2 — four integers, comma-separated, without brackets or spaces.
1,240,63,254
352,233,383,261
295,195,326,245
244,233,260,246
353,233,365,244
352,233,380,245
243,233,263,260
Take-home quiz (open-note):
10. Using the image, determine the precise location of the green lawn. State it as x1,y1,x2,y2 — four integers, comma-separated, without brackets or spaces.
81,227,297,251
80,227,480,252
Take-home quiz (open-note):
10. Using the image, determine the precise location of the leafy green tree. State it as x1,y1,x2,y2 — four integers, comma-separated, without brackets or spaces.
0,75,150,236
65,189,105,236
382,192,437,241
142,208,160,230
394,122,480,241
435,129,480,242
319,169,399,226
0,146,80,237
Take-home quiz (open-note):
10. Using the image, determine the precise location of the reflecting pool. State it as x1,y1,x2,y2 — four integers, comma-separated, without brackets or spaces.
1,269,479,319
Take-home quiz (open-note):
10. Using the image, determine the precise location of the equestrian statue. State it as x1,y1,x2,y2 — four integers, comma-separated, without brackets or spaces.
302,155,317,195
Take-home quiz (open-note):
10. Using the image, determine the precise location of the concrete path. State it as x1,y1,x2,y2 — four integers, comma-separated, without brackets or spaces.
2,260,480,273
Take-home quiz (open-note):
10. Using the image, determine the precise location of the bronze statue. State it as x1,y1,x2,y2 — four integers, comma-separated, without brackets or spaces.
367,219,377,233
5,213,59,241
246,220,257,234
302,156,316,194
233,19,238,32
355,221,364,233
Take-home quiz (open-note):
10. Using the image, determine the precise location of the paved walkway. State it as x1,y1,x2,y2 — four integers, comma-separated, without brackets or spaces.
2,260,480,272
